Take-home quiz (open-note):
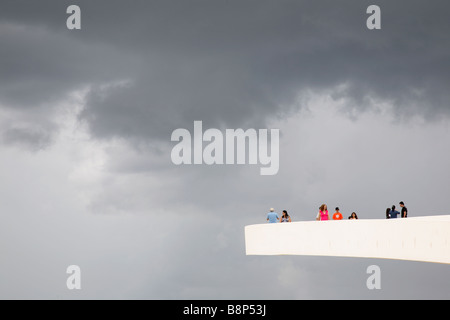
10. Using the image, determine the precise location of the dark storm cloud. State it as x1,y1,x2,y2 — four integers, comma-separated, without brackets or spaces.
1,0,450,146
73,0,450,140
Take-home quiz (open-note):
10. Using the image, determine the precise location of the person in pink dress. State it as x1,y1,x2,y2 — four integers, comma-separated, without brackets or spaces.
316,204,329,221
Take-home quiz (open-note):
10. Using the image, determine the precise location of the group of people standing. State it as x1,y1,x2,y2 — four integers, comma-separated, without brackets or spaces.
266,208,291,223
315,204,358,221
266,201,408,223
266,205,357,223
386,201,408,219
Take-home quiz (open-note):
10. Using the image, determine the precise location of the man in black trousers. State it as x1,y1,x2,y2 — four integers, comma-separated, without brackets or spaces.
399,201,408,218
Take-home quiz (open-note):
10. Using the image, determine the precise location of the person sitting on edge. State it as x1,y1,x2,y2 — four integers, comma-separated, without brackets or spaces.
333,207,343,220
389,205,400,219
266,208,279,223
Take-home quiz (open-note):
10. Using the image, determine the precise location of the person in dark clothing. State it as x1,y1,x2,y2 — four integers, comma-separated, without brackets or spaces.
386,207,391,219
399,201,408,218
389,205,400,219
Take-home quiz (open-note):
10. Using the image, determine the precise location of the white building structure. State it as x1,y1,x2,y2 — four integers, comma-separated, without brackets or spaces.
245,216,450,264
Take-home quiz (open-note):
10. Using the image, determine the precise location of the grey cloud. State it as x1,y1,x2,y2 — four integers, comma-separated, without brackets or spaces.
3,1,450,148
0,17,139,147
2,125,53,151
75,0,450,144
0,22,133,107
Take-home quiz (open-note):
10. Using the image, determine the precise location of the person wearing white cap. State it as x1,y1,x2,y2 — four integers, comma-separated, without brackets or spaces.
266,208,279,223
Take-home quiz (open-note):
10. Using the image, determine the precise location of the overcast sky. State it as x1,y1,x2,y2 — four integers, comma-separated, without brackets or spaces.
1,0,450,299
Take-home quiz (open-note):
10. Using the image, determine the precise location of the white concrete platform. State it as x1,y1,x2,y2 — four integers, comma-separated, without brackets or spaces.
245,216,450,264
